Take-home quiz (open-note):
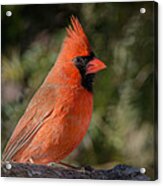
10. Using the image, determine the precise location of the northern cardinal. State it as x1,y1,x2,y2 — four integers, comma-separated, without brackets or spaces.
3,16,106,165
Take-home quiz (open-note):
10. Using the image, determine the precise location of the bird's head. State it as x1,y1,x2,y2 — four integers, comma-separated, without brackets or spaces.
55,16,106,92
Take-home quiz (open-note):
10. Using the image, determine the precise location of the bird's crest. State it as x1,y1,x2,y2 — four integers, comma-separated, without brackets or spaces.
61,16,91,59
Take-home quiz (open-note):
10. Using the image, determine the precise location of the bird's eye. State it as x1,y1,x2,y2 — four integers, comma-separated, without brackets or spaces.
72,52,95,65
72,52,96,73
72,57,83,63
72,57,85,67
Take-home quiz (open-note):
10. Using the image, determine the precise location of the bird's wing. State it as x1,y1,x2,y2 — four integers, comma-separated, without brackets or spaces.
2,84,58,161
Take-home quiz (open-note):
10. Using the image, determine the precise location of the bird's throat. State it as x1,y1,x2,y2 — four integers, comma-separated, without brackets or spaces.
81,74,95,92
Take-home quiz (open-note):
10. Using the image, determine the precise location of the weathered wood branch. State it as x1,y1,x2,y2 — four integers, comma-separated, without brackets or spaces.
1,162,150,180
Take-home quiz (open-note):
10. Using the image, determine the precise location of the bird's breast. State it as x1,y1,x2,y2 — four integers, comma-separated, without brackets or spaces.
49,87,93,161
17,86,94,164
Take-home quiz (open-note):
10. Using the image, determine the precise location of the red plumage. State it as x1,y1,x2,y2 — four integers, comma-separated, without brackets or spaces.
3,16,106,164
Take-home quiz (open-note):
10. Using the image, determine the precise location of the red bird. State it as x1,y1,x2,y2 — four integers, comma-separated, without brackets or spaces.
3,16,106,165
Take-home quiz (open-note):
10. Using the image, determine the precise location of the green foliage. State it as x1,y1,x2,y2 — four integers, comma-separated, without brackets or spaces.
2,2,156,179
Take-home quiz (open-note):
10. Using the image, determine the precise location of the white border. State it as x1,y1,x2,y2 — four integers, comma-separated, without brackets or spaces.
0,0,162,186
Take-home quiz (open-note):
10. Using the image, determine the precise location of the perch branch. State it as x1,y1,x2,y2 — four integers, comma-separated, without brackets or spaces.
1,162,150,180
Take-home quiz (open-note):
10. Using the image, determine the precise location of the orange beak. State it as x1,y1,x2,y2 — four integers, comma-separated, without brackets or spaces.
86,58,107,75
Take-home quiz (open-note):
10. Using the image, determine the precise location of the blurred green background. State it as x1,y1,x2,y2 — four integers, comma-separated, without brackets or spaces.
1,2,157,179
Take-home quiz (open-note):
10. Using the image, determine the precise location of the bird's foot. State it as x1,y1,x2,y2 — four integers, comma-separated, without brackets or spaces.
58,161,80,169
58,162,94,172
47,162,60,167
48,161,80,170
48,161,94,171
28,158,34,164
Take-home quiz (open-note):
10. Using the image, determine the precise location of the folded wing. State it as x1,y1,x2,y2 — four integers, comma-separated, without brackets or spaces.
2,84,57,161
